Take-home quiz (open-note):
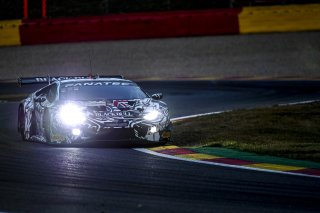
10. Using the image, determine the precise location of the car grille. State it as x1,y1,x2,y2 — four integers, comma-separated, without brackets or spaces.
83,128,136,141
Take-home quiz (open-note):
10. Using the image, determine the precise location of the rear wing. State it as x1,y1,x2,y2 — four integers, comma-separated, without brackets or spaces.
18,75,124,86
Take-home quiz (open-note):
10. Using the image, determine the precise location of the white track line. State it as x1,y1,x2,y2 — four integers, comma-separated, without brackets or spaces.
170,111,227,121
278,99,320,106
134,99,320,179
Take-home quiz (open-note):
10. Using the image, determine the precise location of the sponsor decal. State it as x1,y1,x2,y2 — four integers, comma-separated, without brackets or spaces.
35,76,87,83
93,110,134,119
63,82,133,88
106,106,112,112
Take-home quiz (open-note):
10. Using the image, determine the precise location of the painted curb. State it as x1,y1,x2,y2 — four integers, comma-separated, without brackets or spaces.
135,146,320,179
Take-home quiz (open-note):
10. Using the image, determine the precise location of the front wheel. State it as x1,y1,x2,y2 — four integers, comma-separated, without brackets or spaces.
157,141,168,146
43,109,52,143
18,106,27,141
19,107,34,141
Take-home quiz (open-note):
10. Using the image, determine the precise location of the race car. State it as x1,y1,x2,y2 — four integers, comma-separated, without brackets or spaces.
17,75,172,145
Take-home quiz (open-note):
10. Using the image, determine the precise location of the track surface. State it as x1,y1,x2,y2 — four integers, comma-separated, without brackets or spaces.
1,32,319,79
0,81,320,212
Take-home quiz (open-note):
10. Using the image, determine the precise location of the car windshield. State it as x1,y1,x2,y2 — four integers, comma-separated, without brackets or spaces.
59,81,148,101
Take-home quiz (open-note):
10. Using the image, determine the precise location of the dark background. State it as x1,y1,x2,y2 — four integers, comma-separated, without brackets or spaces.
1,0,320,20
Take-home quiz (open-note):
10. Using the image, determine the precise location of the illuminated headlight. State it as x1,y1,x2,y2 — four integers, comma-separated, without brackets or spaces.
143,110,160,121
72,128,81,136
58,103,86,126
150,126,158,133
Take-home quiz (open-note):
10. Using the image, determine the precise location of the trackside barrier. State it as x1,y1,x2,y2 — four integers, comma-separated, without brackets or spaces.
0,20,21,46
239,4,320,33
19,9,240,45
0,4,319,47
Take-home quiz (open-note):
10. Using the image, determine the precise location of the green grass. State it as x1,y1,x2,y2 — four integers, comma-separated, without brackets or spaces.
172,102,320,162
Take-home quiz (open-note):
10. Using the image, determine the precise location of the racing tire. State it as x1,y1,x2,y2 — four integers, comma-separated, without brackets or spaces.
18,106,26,141
158,139,169,146
19,106,35,141
157,141,167,146
43,109,52,143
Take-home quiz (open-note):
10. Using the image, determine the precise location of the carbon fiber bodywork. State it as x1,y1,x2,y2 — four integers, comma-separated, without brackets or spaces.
18,78,172,144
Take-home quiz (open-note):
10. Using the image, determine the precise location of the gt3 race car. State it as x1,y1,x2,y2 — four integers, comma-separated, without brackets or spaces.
17,76,172,145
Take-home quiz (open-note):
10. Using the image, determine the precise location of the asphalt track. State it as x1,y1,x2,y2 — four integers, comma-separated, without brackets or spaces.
0,81,320,212
1,32,320,79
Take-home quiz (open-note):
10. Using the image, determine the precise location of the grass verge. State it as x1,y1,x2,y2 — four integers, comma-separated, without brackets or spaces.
172,102,320,162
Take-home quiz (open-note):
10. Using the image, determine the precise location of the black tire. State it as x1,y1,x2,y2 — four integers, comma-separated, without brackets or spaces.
43,109,52,143
157,141,167,146
18,106,22,133
18,106,27,141
18,105,35,141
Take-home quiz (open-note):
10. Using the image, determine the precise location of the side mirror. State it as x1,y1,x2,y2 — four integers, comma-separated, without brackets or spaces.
35,97,46,103
151,93,163,100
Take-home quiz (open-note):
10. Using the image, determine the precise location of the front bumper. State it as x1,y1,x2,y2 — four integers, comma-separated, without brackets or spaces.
51,122,172,144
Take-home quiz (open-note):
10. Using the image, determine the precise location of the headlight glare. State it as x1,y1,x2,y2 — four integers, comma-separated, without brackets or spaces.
58,103,86,126
150,126,158,133
143,110,160,121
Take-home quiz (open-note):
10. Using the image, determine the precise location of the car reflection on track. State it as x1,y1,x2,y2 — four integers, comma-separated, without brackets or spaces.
17,75,172,145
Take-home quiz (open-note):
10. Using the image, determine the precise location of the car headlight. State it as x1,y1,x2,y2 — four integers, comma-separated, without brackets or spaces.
143,110,160,121
58,103,86,126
